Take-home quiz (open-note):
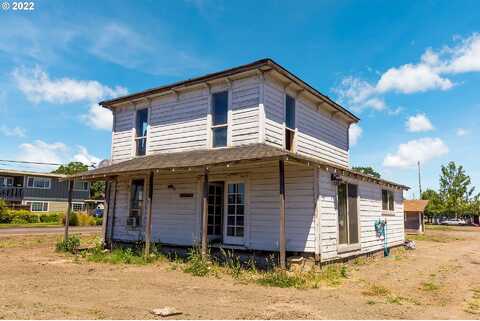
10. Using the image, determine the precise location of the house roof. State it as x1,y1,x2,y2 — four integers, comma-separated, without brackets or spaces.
70,144,409,190
99,58,360,124
404,199,429,212
0,168,67,178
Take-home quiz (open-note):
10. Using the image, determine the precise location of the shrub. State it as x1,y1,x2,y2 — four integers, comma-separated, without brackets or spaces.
184,247,211,277
56,235,81,253
95,217,103,226
40,212,60,223
9,210,40,223
11,217,28,224
60,212,96,226
0,210,13,224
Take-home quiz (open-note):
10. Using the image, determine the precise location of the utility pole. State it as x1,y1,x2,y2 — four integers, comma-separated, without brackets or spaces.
417,161,422,199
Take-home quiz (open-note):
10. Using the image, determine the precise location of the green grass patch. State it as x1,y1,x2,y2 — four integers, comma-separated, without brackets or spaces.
421,280,440,291
0,222,62,229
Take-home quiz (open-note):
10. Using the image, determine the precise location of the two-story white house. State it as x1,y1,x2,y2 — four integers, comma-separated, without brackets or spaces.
73,59,408,265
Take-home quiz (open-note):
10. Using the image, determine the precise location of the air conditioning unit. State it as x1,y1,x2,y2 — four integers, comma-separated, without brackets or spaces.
126,216,140,227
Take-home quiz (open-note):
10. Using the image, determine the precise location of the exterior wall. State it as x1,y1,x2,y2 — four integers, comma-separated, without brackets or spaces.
318,170,405,262
23,177,89,201
21,200,70,213
405,211,422,233
107,162,315,252
110,76,261,162
263,78,350,167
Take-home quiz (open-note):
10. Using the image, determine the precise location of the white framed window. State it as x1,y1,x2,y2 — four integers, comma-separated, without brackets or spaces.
27,177,51,189
382,189,395,212
0,176,13,187
73,181,89,191
211,91,228,148
71,202,85,212
135,108,149,156
27,201,49,212
285,94,296,151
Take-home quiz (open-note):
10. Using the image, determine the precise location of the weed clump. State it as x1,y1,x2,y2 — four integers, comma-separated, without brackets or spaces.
55,235,80,253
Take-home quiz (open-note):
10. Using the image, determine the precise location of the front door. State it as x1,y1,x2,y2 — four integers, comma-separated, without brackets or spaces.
207,183,223,241
223,182,246,245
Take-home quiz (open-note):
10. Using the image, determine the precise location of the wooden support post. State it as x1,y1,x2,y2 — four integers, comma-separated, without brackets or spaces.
201,168,209,257
144,171,154,259
279,159,286,269
101,180,111,246
64,179,73,241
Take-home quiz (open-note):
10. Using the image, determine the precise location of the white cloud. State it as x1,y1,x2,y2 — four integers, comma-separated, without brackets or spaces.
406,114,434,132
349,124,362,147
82,103,113,131
73,146,101,166
456,128,468,136
376,63,453,94
383,138,448,169
333,33,480,113
14,140,102,171
0,125,26,138
12,66,127,104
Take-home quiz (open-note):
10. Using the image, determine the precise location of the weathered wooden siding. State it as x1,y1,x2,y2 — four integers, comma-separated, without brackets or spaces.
230,77,260,146
318,170,405,262
263,78,350,167
296,100,349,167
111,107,134,162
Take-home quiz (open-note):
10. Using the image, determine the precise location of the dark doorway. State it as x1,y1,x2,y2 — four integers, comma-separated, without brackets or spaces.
207,182,224,241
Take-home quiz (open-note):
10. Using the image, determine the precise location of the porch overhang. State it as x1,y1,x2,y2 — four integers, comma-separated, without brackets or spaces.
68,144,409,191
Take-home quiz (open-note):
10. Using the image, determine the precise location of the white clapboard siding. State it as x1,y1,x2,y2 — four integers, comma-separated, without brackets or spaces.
148,90,209,153
296,99,349,167
110,162,316,252
318,170,405,262
263,81,285,148
230,79,260,146
111,108,134,162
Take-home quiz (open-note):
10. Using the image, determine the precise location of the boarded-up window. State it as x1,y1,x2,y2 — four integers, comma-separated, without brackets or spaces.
338,183,359,245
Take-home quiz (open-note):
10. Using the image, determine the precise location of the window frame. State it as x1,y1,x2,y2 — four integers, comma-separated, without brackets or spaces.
28,201,49,212
336,182,360,251
73,181,89,191
26,176,51,189
223,180,247,245
134,108,149,157
210,90,229,148
284,94,296,151
382,189,395,214
127,177,146,228
71,202,85,212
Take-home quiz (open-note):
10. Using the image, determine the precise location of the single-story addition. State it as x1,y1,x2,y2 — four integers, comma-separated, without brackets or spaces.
404,200,429,234
71,58,409,267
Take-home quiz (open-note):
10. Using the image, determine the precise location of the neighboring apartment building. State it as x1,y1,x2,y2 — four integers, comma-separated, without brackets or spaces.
73,59,408,264
0,169,90,213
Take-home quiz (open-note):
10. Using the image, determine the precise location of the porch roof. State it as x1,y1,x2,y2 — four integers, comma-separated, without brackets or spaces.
70,144,409,190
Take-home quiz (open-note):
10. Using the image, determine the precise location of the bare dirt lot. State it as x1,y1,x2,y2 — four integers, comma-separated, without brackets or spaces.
1,226,479,319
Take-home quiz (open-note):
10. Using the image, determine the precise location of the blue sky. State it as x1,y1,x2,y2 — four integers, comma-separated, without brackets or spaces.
0,0,479,198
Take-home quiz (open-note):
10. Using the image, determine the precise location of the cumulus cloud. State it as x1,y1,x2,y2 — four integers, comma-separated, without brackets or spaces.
12,66,127,131
383,138,448,169
0,125,26,138
406,114,434,132
333,33,480,113
14,140,102,171
12,66,127,104
349,124,362,147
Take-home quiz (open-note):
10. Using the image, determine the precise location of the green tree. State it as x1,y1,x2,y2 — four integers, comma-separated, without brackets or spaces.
352,166,381,178
52,162,104,199
52,162,88,175
421,189,443,221
439,161,475,217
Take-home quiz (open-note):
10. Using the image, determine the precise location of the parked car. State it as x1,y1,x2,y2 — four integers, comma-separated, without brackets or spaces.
441,218,466,226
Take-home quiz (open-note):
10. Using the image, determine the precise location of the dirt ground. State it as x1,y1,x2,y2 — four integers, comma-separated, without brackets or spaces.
1,226,479,320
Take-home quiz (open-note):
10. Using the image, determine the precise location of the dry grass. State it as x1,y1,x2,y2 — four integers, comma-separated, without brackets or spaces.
465,288,480,315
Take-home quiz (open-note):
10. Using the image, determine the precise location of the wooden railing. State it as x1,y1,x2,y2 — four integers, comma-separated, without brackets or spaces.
0,187,24,201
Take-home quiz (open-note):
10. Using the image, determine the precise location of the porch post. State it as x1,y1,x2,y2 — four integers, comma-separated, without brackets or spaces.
64,179,73,241
279,159,286,269
144,171,154,259
101,180,111,245
201,168,209,257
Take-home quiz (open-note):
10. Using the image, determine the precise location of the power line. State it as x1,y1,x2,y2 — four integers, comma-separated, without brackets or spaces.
0,159,64,166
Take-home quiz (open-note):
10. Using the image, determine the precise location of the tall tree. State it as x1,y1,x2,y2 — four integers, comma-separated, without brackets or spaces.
421,189,443,220
352,166,381,178
439,161,475,217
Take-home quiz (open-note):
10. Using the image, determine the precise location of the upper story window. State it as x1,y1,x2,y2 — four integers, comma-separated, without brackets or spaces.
211,91,228,148
0,177,13,187
135,109,148,156
285,95,295,151
73,181,89,191
382,189,395,211
27,177,51,189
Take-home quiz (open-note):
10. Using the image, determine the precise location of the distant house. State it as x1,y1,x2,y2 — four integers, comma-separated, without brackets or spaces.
72,58,409,265
0,169,90,213
404,200,429,234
